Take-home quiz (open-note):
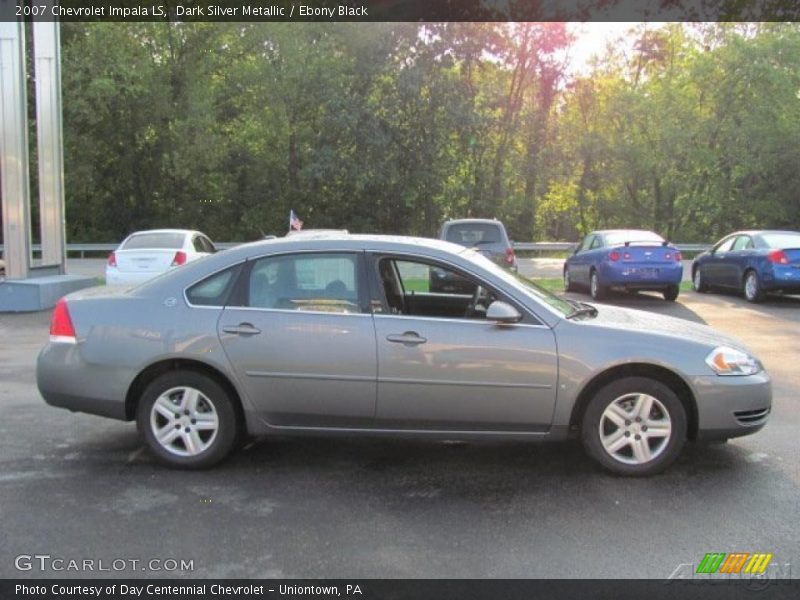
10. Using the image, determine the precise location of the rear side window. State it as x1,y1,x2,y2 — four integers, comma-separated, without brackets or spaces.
247,253,360,314
444,223,503,245
123,232,185,250
186,264,242,307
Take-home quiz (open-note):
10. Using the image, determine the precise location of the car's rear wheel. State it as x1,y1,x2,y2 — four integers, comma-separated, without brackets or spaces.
663,285,679,302
137,370,239,469
743,270,764,303
564,267,576,292
692,267,708,293
581,376,687,476
590,269,606,300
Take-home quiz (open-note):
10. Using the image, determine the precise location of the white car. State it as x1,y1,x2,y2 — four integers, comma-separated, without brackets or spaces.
106,229,216,286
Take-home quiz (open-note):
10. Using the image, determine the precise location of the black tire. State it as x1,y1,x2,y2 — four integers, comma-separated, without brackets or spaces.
564,267,576,292
692,267,708,293
581,376,687,477
663,285,679,302
743,270,764,303
137,370,240,469
589,269,606,301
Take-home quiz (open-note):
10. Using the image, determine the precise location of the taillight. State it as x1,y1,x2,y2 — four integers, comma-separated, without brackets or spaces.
50,298,77,344
107,252,117,267
768,250,789,265
505,247,515,265
171,251,187,267
609,251,620,261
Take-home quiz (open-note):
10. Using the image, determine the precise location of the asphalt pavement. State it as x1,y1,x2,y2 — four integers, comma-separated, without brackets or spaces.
0,287,798,579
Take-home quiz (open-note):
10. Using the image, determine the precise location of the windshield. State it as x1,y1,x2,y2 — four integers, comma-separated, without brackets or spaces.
445,223,503,246
603,231,663,246
759,232,800,249
122,232,185,250
462,250,574,317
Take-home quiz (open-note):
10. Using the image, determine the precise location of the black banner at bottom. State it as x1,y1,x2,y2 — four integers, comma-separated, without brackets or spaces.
3,579,800,600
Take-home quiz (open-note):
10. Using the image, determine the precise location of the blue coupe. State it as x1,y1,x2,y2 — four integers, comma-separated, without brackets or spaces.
564,230,684,301
691,230,800,303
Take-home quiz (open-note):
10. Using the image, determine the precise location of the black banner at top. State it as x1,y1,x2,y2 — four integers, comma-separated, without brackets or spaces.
2,0,800,22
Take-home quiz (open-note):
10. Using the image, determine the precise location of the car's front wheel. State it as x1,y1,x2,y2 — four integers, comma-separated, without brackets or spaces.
137,370,240,469
581,376,687,476
692,267,708,293
564,267,576,292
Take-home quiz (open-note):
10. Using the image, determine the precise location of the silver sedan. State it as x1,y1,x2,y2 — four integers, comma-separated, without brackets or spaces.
37,235,771,475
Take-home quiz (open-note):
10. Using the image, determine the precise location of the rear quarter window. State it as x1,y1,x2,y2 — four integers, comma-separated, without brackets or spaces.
186,264,243,307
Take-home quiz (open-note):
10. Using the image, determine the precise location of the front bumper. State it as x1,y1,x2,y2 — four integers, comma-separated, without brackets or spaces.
689,371,772,440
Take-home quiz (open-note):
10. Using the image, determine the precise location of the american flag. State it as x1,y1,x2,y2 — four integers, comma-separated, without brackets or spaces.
289,210,303,231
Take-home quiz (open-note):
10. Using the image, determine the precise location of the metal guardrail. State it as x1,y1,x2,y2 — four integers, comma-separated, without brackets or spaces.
0,241,713,258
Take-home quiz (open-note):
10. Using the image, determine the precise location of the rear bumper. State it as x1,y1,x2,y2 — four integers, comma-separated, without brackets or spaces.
599,262,683,288
37,342,130,420
106,267,163,286
689,372,772,440
762,266,800,292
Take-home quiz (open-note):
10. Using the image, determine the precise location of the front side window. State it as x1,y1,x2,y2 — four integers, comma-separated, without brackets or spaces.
732,236,752,251
247,253,360,314
578,235,594,252
377,257,497,320
715,237,736,253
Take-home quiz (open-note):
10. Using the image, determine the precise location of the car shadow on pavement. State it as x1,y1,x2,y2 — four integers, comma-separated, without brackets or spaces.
564,291,708,324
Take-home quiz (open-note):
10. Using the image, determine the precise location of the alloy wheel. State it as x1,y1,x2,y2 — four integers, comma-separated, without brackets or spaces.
149,386,219,457
598,393,672,465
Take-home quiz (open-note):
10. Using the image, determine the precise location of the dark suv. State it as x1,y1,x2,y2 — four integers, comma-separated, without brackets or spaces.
439,219,517,271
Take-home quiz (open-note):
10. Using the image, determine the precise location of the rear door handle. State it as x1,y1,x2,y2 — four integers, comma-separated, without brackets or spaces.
222,323,262,336
386,331,427,345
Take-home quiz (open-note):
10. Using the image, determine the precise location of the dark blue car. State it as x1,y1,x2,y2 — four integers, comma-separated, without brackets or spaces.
691,230,800,303
564,230,684,301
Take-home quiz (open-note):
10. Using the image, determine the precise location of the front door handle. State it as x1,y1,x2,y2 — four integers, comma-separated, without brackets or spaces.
386,331,427,345
222,323,262,336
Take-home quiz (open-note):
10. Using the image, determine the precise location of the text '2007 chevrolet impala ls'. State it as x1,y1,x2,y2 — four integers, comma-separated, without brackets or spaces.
37,235,771,476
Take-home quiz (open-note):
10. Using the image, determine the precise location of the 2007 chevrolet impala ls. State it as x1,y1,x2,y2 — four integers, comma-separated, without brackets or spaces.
37,235,771,475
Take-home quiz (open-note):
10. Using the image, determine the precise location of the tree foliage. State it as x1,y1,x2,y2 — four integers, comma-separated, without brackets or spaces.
53,22,800,243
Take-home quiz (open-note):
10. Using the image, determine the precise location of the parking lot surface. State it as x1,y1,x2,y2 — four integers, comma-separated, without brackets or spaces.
1,289,798,579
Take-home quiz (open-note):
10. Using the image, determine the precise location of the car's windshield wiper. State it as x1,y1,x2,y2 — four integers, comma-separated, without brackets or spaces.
566,303,598,319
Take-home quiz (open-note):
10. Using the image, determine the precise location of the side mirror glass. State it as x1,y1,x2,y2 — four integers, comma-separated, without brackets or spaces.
486,301,522,324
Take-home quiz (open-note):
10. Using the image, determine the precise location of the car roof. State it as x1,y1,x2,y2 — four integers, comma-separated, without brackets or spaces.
591,229,661,237
443,219,504,226
223,233,472,260
729,230,800,237
126,229,202,237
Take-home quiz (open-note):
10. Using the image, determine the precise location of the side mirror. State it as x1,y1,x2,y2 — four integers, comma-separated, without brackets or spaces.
486,301,522,324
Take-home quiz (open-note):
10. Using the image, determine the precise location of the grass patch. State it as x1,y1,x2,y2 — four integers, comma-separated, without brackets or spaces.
403,278,430,293
530,277,693,293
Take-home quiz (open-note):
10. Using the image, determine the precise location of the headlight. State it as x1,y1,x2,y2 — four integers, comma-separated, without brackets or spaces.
705,346,762,376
